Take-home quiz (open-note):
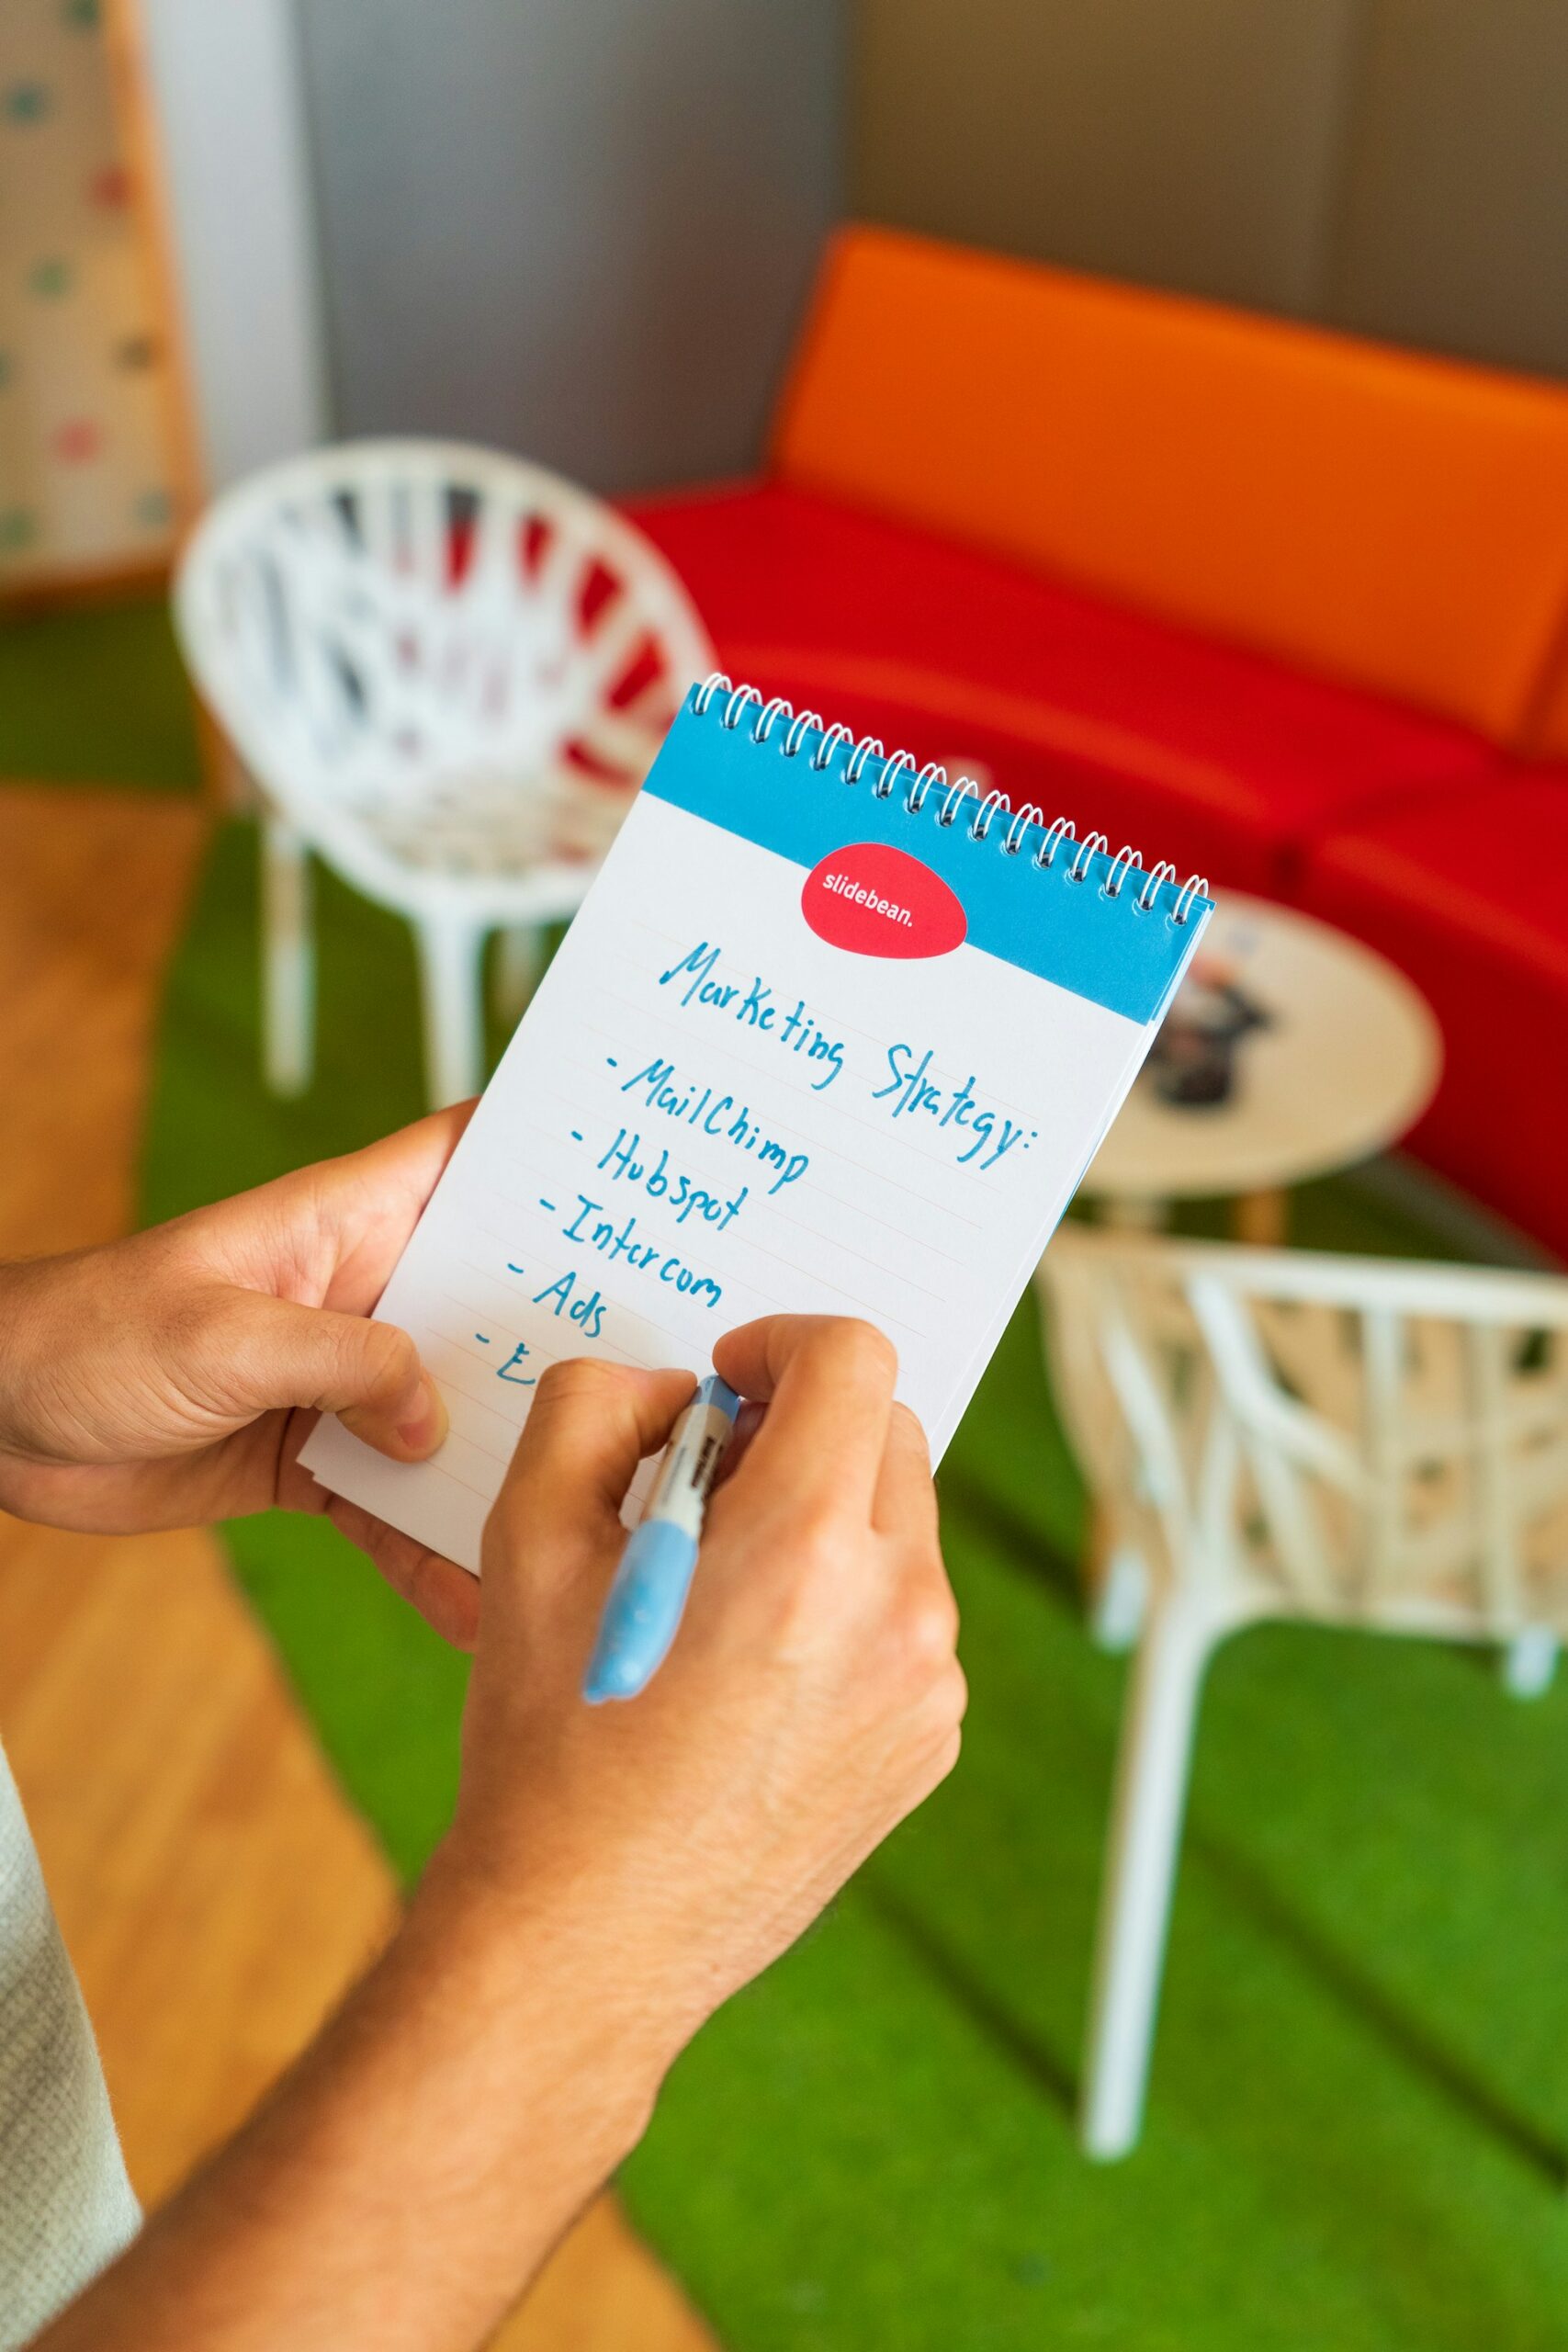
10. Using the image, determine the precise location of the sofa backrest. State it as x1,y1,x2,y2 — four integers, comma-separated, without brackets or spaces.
772,226,1568,748
1524,626,1568,761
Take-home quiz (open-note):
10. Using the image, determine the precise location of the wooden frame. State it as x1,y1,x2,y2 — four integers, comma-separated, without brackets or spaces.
104,0,206,538
0,3,199,613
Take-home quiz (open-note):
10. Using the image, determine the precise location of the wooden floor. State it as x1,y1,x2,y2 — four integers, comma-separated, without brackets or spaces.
0,785,713,2351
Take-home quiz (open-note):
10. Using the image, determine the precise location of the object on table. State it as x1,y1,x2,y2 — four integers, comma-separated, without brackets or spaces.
1081,893,1441,1241
174,440,715,1109
1145,949,1273,1107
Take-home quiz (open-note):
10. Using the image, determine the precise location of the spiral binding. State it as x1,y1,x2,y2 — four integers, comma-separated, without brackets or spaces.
689,673,1208,925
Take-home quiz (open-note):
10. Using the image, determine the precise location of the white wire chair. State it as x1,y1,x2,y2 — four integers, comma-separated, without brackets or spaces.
1036,1227,1568,2160
175,439,715,1107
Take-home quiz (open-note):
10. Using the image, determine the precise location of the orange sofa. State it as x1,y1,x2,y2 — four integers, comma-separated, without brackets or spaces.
627,227,1568,1254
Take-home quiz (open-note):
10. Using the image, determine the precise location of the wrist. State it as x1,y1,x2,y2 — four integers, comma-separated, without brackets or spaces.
0,1249,106,1466
405,1839,691,2145
0,1258,42,1460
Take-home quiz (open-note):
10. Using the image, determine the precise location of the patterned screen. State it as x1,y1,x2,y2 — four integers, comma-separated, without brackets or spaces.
0,0,177,583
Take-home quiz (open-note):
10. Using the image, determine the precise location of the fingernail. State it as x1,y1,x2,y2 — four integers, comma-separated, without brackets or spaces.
396,1372,448,1457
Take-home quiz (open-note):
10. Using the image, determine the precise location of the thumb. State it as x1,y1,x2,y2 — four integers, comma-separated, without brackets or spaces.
220,1291,448,1463
483,1359,694,1598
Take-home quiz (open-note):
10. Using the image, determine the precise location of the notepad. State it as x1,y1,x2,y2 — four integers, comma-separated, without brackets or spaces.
301,678,1213,1570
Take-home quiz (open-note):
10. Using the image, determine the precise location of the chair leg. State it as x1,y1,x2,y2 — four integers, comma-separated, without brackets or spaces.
1089,1520,1148,1655
1080,1594,1215,2161
416,916,487,1109
492,922,540,1024
261,818,314,1096
1501,1629,1559,1700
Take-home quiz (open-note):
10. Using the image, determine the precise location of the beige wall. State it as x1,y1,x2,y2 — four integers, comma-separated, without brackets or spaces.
853,0,1568,380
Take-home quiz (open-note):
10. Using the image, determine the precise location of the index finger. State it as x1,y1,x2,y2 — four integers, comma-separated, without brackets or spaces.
712,1315,898,1521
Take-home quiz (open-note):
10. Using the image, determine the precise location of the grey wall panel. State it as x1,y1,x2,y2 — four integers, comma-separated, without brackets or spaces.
853,0,1364,319
295,0,844,493
1325,0,1568,379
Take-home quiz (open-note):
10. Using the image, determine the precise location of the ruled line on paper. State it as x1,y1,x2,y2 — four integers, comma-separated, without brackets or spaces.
458,1181,945,1333
400,1435,502,1504
299,778,1188,1573
604,909,1049,1131
745,1195,951,1298
457,1192,929,1345
570,986,1002,1213
426,1284,644,1375
611,908,1044,1123
523,1069,971,1273
449,1249,718,1368
425,1287,672,1392
418,1361,525,1456
575,978,1010,1204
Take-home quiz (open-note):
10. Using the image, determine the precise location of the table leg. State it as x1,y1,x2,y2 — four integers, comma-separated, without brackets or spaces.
1233,1188,1288,1247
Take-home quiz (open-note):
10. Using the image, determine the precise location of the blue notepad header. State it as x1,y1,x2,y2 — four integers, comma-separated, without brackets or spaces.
641,695,1212,1026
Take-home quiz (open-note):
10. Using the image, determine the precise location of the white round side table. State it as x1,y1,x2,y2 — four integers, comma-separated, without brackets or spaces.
1084,891,1443,1242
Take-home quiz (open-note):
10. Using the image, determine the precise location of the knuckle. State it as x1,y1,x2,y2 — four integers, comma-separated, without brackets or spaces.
156,1285,244,1399
905,1596,959,1670
479,1489,514,1562
359,1317,418,1396
835,1317,897,1384
160,1283,228,1359
750,1491,847,1587
887,1399,930,1460
530,1356,626,1412
802,1316,896,1389
912,1669,966,1771
771,1524,847,1638
499,1355,645,1514
485,1459,536,1552
795,1497,850,1562
760,1519,863,1651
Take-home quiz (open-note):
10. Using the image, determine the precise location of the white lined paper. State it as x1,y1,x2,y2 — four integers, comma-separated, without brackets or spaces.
301,794,1169,1570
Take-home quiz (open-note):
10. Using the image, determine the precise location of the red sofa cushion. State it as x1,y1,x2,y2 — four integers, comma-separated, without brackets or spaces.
626,481,1497,894
1298,772,1568,1257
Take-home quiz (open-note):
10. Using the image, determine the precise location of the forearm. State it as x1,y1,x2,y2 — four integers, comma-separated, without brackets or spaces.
37,1860,681,2352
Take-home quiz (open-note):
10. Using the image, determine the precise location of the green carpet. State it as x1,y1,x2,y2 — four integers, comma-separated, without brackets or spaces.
0,594,202,790
142,821,1568,2350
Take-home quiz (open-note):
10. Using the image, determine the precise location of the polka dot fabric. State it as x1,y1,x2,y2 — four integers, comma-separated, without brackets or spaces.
0,0,176,582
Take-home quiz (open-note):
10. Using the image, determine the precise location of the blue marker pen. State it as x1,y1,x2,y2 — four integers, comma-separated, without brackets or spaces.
582,1374,740,1703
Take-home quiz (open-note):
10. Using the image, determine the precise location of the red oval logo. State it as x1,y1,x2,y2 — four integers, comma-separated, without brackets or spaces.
801,842,966,960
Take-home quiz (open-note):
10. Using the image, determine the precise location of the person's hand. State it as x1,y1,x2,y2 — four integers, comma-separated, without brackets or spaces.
15,1317,959,2352
0,1110,479,1645
427,1316,964,2038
